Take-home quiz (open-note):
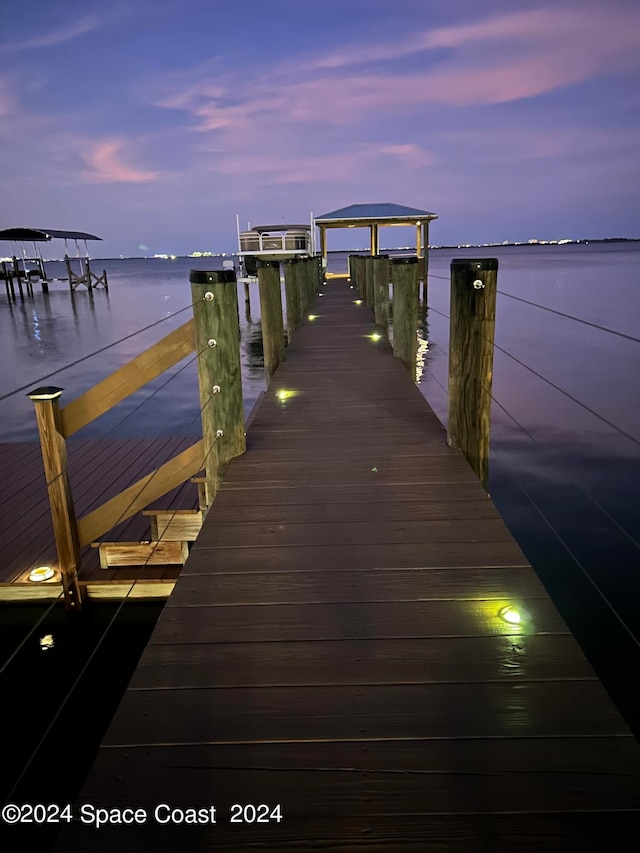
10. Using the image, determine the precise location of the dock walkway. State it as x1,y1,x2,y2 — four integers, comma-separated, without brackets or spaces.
56,279,640,850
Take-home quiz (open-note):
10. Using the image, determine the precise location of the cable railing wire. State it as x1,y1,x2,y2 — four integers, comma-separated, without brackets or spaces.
496,291,640,344
424,305,640,449
422,365,640,650
0,301,195,402
88,345,213,550
4,357,223,796
426,339,640,552
4,580,138,804
426,271,640,344
0,589,65,678
39,343,206,498
1,346,207,682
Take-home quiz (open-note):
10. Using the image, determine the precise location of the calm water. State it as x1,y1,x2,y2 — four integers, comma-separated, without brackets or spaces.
1,243,640,833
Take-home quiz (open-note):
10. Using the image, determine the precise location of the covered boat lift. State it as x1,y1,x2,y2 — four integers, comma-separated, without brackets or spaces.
0,227,107,299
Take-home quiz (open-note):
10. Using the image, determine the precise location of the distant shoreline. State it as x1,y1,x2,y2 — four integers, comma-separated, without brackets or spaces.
22,236,638,263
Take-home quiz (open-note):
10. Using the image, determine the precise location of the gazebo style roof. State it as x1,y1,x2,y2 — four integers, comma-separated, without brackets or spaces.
315,203,437,226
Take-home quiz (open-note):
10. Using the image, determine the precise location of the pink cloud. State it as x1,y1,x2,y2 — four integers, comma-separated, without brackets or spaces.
316,3,640,78
82,138,157,184
153,2,640,140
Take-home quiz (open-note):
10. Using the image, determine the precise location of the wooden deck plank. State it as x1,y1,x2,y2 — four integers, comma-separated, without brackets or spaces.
182,541,530,573
167,566,549,606
150,598,566,644
103,681,628,746
129,634,591,689
65,745,640,814
53,278,640,852
203,497,503,524
194,518,516,548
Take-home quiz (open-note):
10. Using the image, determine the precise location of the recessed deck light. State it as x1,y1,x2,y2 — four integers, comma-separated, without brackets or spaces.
29,566,55,583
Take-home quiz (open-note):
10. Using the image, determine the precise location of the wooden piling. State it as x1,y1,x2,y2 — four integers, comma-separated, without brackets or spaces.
422,220,430,304
447,258,498,490
363,256,375,309
27,387,83,610
390,257,419,376
283,259,302,337
372,254,390,332
350,255,366,299
299,258,316,313
256,260,285,382
190,270,246,505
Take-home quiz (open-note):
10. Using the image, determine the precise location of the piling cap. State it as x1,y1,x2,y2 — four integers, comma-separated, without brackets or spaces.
370,254,389,259
189,269,236,284
450,258,498,272
27,386,63,400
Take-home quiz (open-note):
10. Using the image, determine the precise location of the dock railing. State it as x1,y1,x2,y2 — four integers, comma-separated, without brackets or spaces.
27,271,248,610
26,254,496,609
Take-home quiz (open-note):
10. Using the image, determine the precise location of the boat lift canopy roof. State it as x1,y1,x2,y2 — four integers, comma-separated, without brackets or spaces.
0,228,102,242
246,224,311,234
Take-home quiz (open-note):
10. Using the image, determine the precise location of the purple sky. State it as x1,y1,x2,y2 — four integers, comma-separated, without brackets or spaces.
1,0,639,257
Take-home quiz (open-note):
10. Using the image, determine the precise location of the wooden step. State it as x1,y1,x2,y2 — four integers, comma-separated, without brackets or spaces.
190,477,208,511
90,540,189,568
141,509,204,540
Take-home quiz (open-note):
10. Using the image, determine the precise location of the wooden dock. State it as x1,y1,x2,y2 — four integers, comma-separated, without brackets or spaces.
0,437,198,596
54,278,640,850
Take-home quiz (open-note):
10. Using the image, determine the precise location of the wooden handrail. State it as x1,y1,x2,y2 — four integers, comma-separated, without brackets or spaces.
61,319,196,437
77,439,204,547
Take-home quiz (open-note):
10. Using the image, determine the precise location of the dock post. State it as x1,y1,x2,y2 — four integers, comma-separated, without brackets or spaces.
283,259,302,338
299,258,314,313
314,255,324,289
447,258,498,491
256,260,285,382
363,256,375,309
355,255,367,299
390,257,419,376
306,258,318,307
190,270,246,505
372,254,390,332
348,254,357,290
27,387,83,611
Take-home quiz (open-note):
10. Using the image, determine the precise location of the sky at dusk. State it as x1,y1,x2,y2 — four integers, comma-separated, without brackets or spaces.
1,0,639,257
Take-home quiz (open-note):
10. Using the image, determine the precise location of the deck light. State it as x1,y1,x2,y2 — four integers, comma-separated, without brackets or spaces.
308,314,318,321
29,566,55,583
498,605,530,625
276,390,296,402
354,300,362,305
368,333,382,341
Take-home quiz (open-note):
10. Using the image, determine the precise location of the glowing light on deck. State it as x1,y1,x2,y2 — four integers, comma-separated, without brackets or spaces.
308,314,318,321
354,300,362,305
275,389,297,402
29,566,55,583
367,333,382,341
498,605,530,625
